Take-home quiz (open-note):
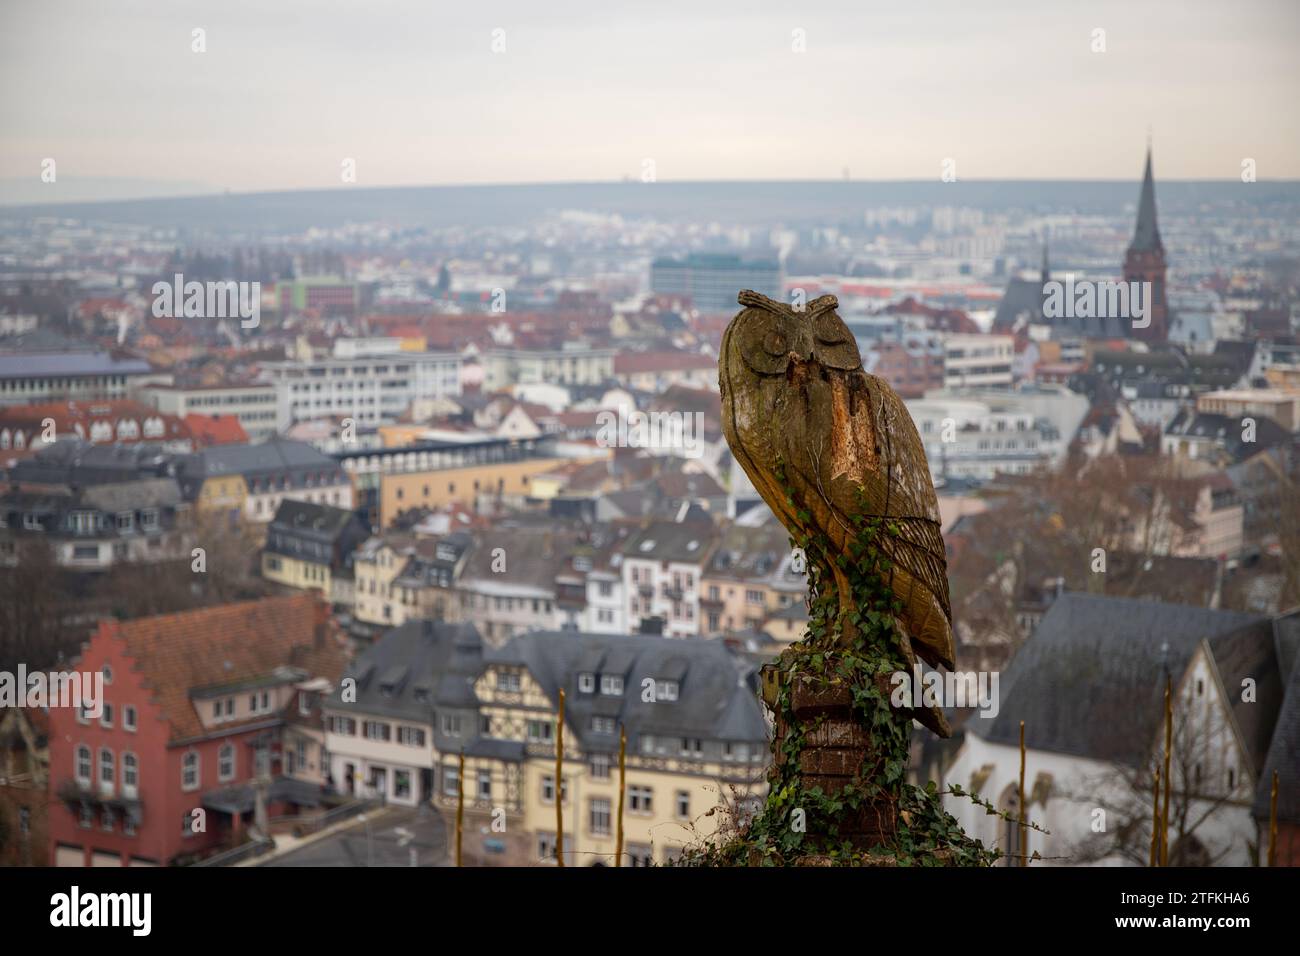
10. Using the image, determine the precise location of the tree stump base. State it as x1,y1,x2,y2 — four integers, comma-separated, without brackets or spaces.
772,672,900,848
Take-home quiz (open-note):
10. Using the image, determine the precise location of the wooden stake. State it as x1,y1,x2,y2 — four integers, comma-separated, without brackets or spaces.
455,749,464,868
1149,766,1161,867
1268,769,1279,868
1161,678,1172,867
616,723,627,868
555,688,565,867
1018,720,1027,866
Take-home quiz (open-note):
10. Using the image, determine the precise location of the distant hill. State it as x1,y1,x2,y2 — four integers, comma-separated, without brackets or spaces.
2,180,1298,234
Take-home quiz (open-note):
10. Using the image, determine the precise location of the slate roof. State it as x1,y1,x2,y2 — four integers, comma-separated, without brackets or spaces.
175,438,348,499
621,519,717,565
265,499,369,567
1164,409,1291,462
81,477,182,512
5,438,175,486
1254,609,1300,824
486,630,768,752
330,619,484,724
0,350,152,379
967,592,1271,767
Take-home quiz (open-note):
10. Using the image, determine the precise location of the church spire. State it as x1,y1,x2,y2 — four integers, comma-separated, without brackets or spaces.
1131,147,1162,253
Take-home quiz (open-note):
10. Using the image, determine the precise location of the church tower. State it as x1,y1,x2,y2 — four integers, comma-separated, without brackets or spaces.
1124,148,1168,342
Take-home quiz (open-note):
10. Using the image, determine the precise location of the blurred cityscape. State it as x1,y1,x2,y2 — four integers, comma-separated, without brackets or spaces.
1,151,1298,869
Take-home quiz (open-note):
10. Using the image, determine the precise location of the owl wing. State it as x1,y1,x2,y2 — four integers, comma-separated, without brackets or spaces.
786,366,954,671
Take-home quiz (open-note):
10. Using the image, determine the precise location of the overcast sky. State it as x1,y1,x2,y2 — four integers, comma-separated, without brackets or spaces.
1,0,1297,198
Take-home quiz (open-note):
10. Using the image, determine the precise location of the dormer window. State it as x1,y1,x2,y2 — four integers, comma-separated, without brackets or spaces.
578,673,595,694
496,671,521,693
658,680,679,702
600,675,624,696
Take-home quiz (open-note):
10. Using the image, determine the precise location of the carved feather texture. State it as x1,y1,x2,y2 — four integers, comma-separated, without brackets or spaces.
720,291,955,735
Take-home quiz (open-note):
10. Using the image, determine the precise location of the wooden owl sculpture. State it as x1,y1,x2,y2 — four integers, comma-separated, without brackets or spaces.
720,290,954,735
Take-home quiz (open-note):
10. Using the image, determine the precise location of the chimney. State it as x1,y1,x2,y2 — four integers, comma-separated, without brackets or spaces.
313,598,331,649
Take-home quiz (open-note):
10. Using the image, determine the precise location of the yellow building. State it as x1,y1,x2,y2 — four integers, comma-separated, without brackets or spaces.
379,456,592,528
353,532,470,628
699,522,807,636
322,622,770,866
260,499,369,607
194,473,248,524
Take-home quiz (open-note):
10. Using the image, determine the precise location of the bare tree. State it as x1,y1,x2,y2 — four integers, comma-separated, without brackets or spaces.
1066,689,1243,866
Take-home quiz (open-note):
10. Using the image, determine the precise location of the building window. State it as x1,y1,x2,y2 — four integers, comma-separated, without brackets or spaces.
332,716,357,735
364,721,391,742
99,703,113,728
590,798,612,836
398,726,426,747
600,675,624,696
219,743,235,782
591,755,611,779
679,737,702,758
123,705,137,732
76,745,92,786
527,720,554,744
80,806,94,829
591,716,615,735
495,671,521,692
443,763,460,797
658,680,679,701
102,663,113,684
440,715,461,737
89,746,112,791
101,807,116,832
578,672,596,693
181,751,199,791
395,770,412,800
123,753,139,796
676,790,691,820
627,844,654,867
537,832,559,864
628,785,653,815
477,770,491,801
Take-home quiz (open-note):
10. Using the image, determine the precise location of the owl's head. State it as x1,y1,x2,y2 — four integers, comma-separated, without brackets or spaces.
721,290,862,390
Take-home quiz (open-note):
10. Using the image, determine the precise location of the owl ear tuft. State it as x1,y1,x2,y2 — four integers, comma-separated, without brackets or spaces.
737,289,786,313
805,294,840,318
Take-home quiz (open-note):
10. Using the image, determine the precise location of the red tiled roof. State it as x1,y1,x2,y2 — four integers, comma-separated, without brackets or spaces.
91,595,347,743
0,399,192,445
183,413,249,446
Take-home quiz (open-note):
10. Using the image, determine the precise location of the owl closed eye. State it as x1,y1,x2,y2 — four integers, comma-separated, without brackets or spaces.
739,311,795,376
810,309,862,370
